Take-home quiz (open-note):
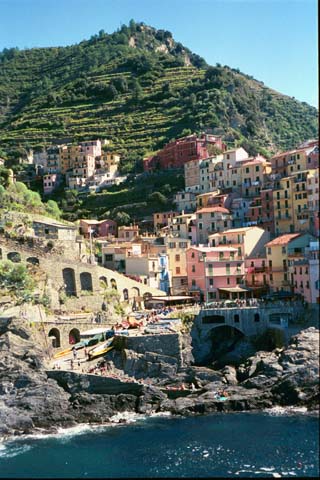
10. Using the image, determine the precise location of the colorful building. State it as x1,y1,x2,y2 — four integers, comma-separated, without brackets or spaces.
153,211,179,231
209,226,269,258
118,225,139,242
265,232,315,293
79,219,117,239
164,236,190,295
196,206,233,244
186,246,246,301
143,133,226,172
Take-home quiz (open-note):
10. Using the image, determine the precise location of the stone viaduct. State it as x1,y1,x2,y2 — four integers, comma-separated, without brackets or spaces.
0,237,164,311
190,303,301,363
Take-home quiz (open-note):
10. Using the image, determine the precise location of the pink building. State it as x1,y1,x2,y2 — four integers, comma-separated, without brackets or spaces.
289,241,319,304
43,173,60,195
186,246,245,301
79,140,102,158
80,219,117,238
245,256,268,296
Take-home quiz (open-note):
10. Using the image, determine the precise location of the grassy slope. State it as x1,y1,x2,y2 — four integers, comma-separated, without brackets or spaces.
0,24,318,166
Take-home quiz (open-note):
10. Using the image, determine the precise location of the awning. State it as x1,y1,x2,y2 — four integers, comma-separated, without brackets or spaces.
151,295,193,301
218,287,251,293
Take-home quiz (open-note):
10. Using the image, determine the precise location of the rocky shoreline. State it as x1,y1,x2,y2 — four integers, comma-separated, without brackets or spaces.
0,312,319,438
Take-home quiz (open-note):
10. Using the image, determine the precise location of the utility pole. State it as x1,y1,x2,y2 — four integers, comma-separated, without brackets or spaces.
89,227,93,263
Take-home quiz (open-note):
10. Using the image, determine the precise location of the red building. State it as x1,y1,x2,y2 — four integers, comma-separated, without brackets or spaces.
143,134,226,171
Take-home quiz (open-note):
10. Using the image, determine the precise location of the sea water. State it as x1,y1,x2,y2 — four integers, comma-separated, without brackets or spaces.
0,411,318,478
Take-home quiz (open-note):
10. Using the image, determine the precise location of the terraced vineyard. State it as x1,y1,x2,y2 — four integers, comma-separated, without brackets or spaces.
0,22,318,167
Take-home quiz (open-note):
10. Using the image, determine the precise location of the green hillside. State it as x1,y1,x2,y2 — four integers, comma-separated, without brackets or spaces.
0,21,318,169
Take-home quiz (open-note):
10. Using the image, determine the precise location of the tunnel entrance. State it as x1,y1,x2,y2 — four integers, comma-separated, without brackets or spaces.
206,325,245,367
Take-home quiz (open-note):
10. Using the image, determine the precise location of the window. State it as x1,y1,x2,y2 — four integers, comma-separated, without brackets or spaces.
192,279,196,286
245,167,249,173
268,247,271,254
211,222,215,230
234,314,240,323
199,223,203,230
269,260,272,267
226,264,230,274
169,242,176,248
198,213,202,219
104,254,113,262
210,212,215,218
306,281,310,289
209,278,214,286
175,254,180,262
255,166,260,172
191,252,195,258
176,267,181,275
192,265,196,272
227,278,230,284
282,246,286,254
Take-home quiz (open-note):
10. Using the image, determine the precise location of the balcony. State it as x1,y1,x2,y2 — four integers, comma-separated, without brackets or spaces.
253,266,267,273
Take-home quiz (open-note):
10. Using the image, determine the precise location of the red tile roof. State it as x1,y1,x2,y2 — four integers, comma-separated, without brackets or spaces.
265,233,301,247
196,207,230,214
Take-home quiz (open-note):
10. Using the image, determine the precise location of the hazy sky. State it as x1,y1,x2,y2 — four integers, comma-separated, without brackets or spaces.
0,0,318,107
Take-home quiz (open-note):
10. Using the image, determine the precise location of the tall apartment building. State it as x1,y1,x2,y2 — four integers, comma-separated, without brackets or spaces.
143,133,226,171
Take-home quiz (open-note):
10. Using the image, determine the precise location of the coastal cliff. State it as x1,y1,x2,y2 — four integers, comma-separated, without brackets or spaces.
0,310,318,437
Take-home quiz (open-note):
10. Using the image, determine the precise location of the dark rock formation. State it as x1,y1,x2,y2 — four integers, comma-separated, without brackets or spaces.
0,309,318,438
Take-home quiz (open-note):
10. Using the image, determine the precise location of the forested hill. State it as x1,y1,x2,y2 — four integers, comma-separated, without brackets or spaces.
0,21,318,169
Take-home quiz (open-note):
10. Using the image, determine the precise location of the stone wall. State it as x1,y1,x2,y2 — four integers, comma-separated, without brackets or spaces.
123,333,183,365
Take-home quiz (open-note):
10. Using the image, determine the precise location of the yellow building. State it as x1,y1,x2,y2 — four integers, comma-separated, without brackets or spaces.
240,157,271,198
273,169,318,235
164,236,190,294
265,233,314,292
273,176,295,235
270,146,315,177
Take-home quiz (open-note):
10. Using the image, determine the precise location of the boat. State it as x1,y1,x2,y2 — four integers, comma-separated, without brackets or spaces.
53,347,72,359
88,337,114,356
88,345,114,359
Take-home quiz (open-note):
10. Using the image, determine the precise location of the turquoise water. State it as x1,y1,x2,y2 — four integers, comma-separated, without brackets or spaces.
0,412,318,478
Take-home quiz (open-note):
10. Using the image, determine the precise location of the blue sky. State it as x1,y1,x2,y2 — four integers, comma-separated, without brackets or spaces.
0,0,318,107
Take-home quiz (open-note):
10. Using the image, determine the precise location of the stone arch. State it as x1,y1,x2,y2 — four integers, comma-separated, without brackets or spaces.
205,325,245,366
131,286,140,297
69,328,80,345
110,278,117,290
63,268,76,296
123,288,129,300
99,276,108,289
26,256,40,266
48,328,61,348
80,271,93,292
7,251,21,263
